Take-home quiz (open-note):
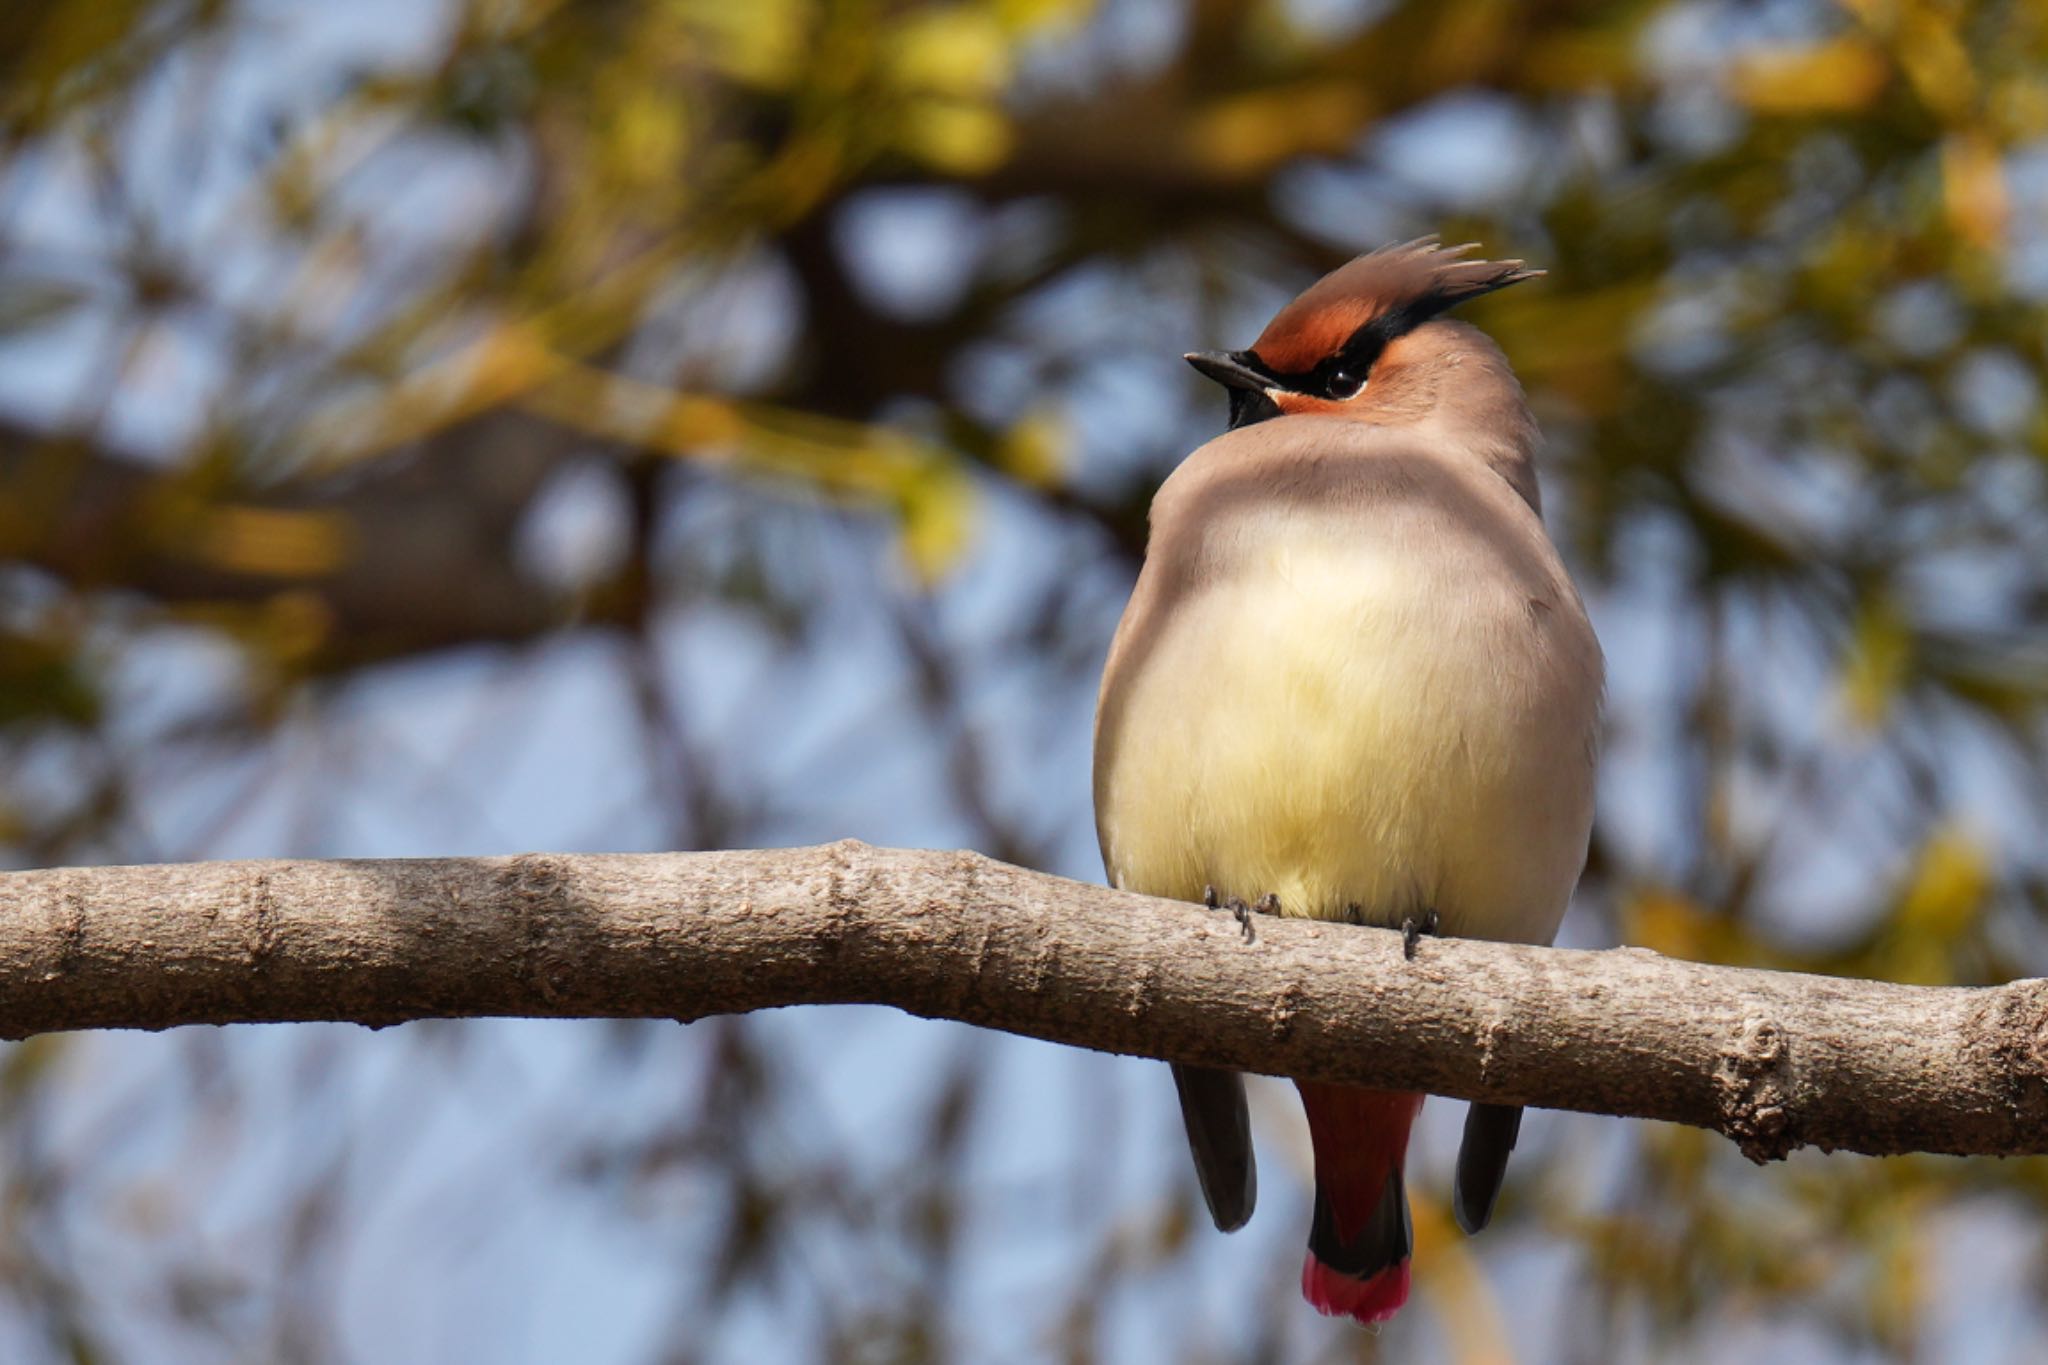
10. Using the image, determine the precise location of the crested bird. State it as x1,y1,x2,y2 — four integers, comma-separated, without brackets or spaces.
1091,240,1603,1326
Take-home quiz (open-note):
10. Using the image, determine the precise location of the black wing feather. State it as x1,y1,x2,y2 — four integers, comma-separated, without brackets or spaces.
1171,1063,1257,1232
1453,1101,1524,1234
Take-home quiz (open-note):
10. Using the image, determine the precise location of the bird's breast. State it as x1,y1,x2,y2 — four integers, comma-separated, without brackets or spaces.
1095,518,1598,942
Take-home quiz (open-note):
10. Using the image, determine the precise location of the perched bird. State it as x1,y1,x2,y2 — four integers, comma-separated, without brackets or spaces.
1092,240,1602,1326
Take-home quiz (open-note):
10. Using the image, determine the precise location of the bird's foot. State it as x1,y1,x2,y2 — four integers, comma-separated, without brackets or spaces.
1242,892,1281,942
1400,908,1441,961
1202,886,1277,943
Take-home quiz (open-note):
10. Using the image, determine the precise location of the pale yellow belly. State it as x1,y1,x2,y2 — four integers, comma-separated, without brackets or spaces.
1096,547,1592,943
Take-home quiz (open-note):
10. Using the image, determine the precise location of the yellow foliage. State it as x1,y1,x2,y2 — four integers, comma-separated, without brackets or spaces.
609,88,692,186
1624,888,1728,962
994,0,1091,30
896,99,1012,174
259,591,339,667
886,7,1012,96
511,348,978,581
1803,221,1901,315
1862,825,1991,985
676,0,809,88
658,395,749,449
998,411,1068,488
1188,81,1373,179
1728,38,1890,114
1483,284,1653,415
179,591,338,673
1895,825,1989,940
1990,73,2048,140
1411,1189,1514,1365
1656,1121,1711,1190
1838,596,1911,729
1868,1189,1930,1349
894,460,977,585
1894,4,1976,123
193,507,355,579
1522,29,1641,91
1941,131,2009,249
1418,0,1515,85
0,1035,65,1099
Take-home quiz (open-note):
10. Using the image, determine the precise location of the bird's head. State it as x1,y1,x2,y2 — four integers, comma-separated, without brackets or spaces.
1185,239,1540,432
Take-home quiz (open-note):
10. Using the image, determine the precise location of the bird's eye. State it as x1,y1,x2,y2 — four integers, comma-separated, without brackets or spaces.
1326,367,1366,400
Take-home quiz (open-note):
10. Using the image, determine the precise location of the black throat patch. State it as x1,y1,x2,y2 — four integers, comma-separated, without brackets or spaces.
1227,386,1282,430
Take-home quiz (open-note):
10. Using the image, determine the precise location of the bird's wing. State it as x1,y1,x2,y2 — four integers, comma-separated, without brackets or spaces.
1171,1063,1257,1231
1452,1101,1524,1233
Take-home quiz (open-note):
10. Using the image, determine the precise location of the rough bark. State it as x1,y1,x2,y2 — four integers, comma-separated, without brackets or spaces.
2,841,2043,1162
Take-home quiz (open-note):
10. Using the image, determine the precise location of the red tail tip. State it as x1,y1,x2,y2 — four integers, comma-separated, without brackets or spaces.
1301,1253,1410,1326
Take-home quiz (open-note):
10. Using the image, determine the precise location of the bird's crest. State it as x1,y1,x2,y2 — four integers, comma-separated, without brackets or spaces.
1250,238,1540,374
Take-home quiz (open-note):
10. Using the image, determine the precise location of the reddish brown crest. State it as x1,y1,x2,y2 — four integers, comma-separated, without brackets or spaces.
1250,239,1540,374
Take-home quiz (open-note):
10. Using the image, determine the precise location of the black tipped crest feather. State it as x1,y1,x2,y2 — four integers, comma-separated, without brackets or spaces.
1185,238,1542,428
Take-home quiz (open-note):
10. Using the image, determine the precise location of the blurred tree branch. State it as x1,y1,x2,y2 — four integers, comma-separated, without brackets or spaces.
4,840,2044,1163
0,412,607,665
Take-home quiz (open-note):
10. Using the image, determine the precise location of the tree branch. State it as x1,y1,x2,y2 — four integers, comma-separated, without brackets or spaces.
2,841,2042,1162
0,413,599,665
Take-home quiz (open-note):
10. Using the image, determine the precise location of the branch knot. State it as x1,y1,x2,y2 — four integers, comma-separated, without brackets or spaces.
1720,1016,1793,1163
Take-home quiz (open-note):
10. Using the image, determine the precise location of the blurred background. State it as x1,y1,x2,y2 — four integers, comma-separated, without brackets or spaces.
2,0,2047,1359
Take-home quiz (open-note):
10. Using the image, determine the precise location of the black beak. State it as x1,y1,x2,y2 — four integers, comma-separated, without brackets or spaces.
1183,351,1273,392
1185,350,1284,431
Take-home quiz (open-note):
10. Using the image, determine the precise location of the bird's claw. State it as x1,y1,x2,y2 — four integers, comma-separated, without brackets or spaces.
1401,908,1441,960
1237,892,1280,942
1203,886,1275,943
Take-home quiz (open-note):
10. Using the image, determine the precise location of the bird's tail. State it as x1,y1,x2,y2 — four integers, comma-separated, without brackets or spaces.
1295,1082,1424,1326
